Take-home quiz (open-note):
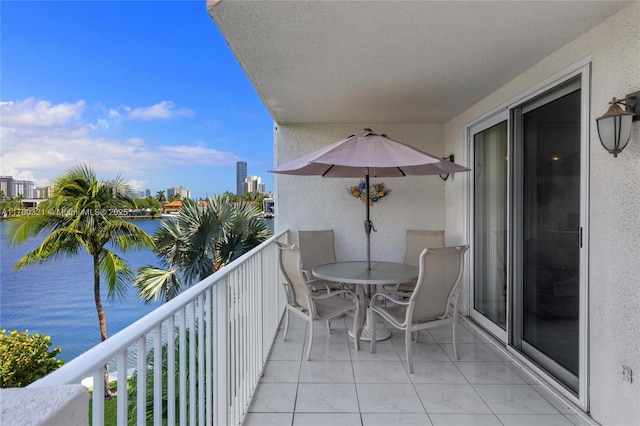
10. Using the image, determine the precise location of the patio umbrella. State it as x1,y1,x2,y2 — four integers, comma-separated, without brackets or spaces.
270,128,470,269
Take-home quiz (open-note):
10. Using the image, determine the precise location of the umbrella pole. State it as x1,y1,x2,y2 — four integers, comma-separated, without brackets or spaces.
365,168,372,270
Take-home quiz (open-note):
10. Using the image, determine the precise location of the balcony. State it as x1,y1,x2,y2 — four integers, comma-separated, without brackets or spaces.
4,229,591,425
247,315,589,426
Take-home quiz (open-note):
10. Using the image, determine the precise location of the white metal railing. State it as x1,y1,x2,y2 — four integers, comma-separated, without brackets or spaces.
29,230,289,426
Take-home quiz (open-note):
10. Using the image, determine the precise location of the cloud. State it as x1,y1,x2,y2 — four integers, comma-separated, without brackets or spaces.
1,98,86,128
127,101,194,121
0,98,239,187
159,145,239,166
127,179,149,191
91,118,110,130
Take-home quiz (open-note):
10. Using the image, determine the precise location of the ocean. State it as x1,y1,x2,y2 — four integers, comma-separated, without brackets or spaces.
0,219,163,362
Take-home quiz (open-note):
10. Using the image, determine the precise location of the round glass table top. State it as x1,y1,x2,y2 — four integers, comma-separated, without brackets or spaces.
312,261,418,285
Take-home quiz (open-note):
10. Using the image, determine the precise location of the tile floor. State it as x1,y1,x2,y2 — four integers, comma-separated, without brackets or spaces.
244,315,593,426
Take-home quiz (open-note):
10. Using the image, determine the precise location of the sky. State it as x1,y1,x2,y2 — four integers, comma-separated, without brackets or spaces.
0,0,275,199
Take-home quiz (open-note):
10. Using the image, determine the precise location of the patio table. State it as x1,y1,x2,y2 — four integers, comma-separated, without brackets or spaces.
312,261,418,344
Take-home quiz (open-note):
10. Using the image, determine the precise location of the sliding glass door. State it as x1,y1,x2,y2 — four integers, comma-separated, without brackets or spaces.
470,70,588,401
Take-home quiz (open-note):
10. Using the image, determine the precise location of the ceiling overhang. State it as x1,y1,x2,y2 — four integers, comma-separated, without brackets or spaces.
208,1,631,124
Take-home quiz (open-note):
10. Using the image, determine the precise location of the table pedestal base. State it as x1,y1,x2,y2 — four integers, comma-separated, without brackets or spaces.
349,310,391,342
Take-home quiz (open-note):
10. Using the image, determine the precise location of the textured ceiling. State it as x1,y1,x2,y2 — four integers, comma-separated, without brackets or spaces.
209,1,630,124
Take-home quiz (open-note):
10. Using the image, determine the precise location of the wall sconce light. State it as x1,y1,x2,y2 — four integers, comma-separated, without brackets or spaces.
439,154,455,181
595,90,639,157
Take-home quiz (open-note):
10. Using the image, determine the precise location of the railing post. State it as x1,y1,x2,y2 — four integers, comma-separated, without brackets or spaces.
205,288,213,426
197,294,205,424
92,368,104,426
215,276,229,426
179,307,187,426
167,315,176,426
153,325,163,426
188,301,196,426
117,351,128,426
136,336,146,426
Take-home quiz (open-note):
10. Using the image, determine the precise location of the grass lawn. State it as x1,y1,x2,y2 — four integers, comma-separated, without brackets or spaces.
88,378,131,426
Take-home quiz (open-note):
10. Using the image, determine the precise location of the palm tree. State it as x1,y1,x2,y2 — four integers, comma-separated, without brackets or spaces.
155,190,166,203
8,164,154,396
135,194,271,303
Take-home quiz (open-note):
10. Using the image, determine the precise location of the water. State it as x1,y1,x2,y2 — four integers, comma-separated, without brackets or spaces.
0,219,163,362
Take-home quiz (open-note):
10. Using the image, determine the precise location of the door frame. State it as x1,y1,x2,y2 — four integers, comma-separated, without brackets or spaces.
465,59,591,410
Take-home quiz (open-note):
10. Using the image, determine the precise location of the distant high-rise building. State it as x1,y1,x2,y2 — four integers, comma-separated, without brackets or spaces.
13,180,34,198
0,176,36,198
145,189,151,198
34,186,54,199
236,161,247,196
245,176,266,194
0,176,13,198
167,186,191,200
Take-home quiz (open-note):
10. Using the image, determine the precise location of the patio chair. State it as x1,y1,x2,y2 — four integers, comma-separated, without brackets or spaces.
298,229,345,293
370,245,469,373
276,242,360,360
385,229,445,297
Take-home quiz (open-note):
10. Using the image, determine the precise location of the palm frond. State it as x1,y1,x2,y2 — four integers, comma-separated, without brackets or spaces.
180,249,215,285
134,266,182,304
7,218,42,246
217,197,270,264
105,221,155,251
14,226,83,269
153,220,186,268
100,250,133,303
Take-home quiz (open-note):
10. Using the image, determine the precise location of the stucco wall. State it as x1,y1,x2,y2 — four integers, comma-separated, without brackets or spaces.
273,124,454,264
0,385,88,425
443,2,640,424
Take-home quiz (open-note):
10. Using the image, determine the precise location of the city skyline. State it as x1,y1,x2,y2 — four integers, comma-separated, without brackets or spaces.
1,172,270,200
1,2,275,200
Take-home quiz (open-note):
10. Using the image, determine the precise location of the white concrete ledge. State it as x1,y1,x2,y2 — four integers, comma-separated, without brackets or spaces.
0,385,88,426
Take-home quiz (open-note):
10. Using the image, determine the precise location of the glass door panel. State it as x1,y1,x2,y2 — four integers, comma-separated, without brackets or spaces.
515,81,581,393
472,120,508,335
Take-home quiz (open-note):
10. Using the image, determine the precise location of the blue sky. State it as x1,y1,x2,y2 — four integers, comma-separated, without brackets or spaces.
1,1,274,199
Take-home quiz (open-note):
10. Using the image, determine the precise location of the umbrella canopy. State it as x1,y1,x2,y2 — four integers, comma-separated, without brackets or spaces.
269,129,471,268
270,128,470,177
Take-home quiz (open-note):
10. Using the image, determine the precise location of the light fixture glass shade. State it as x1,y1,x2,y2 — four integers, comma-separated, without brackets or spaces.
596,102,634,157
